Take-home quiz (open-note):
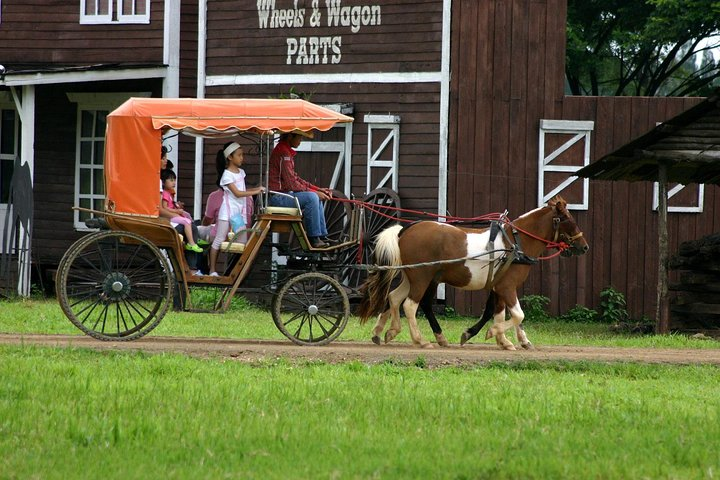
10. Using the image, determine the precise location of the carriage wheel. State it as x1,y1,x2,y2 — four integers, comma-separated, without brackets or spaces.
272,272,350,346
287,189,351,248
336,188,402,293
56,231,174,341
323,190,352,244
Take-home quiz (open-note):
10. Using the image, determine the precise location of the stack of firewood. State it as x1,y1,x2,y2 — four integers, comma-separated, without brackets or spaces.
669,233,720,333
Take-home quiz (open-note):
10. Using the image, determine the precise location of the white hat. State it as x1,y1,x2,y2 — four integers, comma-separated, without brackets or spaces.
223,142,241,158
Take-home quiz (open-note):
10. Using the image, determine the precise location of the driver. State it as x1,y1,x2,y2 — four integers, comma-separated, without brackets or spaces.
267,131,334,248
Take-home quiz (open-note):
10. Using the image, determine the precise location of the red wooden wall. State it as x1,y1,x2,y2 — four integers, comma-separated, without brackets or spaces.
447,0,717,318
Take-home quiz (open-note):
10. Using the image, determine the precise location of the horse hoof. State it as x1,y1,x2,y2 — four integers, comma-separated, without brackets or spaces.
521,342,535,350
435,334,449,347
501,344,517,351
460,331,472,346
437,339,450,348
371,336,381,345
420,342,434,349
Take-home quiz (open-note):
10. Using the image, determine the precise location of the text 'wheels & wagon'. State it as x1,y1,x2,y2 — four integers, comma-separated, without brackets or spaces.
56,231,174,341
272,272,350,346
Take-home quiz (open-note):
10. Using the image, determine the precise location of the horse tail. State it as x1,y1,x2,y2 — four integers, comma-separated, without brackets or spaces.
358,224,403,324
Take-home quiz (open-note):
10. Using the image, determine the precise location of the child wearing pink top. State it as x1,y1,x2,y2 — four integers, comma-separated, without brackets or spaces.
160,169,203,253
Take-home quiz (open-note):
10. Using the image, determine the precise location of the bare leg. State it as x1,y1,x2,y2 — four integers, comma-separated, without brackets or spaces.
183,223,198,246
208,247,219,274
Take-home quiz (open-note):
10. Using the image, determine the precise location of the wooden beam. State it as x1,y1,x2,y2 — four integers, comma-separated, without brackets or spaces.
656,162,670,334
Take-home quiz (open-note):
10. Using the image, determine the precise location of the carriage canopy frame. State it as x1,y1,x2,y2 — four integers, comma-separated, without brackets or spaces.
105,97,354,217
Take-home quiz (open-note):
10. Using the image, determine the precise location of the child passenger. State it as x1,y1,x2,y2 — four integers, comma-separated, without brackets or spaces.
160,169,203,254
207,142,265,276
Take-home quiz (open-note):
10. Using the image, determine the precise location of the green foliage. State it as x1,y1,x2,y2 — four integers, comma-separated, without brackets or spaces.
520,294,552,322
599,286,630,324
566,0,720,96
560,305,599,323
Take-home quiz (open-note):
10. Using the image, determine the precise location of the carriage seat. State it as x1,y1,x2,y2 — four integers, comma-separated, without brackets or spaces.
265,191,302,216
265,206,301,216
220,240,245,254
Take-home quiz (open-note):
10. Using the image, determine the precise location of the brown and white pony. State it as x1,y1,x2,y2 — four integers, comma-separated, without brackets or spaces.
358,196,588,349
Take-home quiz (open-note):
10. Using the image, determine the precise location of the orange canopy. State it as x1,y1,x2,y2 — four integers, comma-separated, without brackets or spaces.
105,97,353,216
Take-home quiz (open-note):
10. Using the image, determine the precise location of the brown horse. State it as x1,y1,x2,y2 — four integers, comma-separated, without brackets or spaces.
358,196,588,349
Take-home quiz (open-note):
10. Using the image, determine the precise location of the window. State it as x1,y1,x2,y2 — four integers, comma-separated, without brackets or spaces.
74,109,108,229
80,0,150,24
0,107,18,205
538,119,594,210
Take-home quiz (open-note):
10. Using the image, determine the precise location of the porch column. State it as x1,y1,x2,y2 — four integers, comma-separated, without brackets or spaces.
11,85,35,297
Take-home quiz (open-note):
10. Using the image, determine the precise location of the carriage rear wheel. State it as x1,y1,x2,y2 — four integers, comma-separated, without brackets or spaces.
56,231,174,341
336,187,402,293
272,272,350,346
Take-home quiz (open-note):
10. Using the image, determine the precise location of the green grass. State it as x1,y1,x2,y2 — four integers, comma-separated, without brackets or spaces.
3,297,720,350
2,298,720,478
0,345,718,479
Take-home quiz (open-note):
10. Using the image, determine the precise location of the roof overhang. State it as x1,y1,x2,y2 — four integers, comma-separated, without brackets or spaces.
0,63,166,87
576,91,720,185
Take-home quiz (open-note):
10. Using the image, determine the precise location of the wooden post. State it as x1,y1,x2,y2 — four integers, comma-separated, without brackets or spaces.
656,163,669,334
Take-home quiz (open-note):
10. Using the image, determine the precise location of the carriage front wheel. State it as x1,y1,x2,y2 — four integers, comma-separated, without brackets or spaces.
272,272,350,346
56,231,174,341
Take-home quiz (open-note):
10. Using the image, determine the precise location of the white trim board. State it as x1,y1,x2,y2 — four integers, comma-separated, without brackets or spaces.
206,71,442,86
0,67,166,87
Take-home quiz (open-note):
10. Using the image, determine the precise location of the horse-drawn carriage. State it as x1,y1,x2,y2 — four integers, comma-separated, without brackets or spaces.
55,98,400,346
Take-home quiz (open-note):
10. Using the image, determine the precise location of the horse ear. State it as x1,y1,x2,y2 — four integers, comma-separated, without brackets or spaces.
548,195,567,212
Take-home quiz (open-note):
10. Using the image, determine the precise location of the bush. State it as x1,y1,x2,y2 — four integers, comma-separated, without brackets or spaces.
559,305,598,323
520,295,551,322
599,286,630,324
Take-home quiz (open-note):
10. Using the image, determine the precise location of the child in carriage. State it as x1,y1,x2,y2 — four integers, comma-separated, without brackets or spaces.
160,169,203,254
207,142,265,276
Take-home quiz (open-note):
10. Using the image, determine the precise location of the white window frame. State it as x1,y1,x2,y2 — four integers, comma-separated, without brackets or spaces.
365,114,401,193
67,93,146,230
73,108,108,230
538,119,594,210
80,0,150,25
652,183,704,213
0,94,19,247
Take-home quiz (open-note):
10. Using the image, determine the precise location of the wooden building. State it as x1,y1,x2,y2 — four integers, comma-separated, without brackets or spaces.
1,0,718,323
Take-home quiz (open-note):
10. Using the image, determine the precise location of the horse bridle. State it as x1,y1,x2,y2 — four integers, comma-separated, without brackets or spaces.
552,216,584,247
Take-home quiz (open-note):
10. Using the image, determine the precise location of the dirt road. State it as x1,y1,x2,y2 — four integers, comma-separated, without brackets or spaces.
2,333,720,367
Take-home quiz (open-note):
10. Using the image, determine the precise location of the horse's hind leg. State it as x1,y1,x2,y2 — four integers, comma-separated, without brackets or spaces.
371,308,392,345
403,297,432,348
420,282,448,347
383,276,410,344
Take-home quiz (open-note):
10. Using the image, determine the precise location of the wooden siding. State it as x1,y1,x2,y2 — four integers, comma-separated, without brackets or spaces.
0,0,164,64
31,80,163,268
205,0,443,75
446,0,716,319
201,82,441,214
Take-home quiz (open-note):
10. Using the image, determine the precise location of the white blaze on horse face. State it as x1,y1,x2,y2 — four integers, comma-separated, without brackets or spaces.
460,232,507,290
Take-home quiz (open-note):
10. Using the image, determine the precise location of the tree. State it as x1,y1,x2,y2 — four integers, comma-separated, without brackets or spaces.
566,0,720,96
